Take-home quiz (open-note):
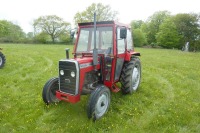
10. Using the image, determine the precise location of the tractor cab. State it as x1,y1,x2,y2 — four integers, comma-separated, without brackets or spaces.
73,21,140,89
42,20,141,121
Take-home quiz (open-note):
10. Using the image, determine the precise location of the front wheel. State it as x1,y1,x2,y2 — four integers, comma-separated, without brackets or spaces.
42,77,60,105
120,57,141,94
0,52,6,69
87,85,111,121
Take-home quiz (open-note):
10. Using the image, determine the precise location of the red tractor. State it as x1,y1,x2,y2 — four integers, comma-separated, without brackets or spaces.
0,48,6,69
42,15,141,120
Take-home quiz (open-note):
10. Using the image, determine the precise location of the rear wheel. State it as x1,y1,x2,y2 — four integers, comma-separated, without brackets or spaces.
87,85,110,121
0,52,6,69
120,57,141,94
42,77,60,105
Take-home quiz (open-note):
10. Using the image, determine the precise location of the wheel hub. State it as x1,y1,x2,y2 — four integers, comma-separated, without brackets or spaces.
132,66,140,90
0,57,2,65
96,94,108,117
101,102,105,107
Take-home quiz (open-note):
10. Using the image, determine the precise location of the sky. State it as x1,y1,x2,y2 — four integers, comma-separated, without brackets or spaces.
0,0,199,33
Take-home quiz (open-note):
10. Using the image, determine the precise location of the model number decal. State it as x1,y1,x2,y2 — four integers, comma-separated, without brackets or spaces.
80,63,93,68
80,62,100,69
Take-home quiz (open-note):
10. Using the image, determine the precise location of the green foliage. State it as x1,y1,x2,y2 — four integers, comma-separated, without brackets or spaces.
156,18,182,48
34,32,51,44
131,20,144,29
0,20,10,37
58,32,72,44
26,32,34,39
130,20,147,47
139,12,200,51
172,13,200,50
133,29,147,47
33,15,70,43
193,40,200,52
0,44,200,132
142,11,171,44
74,3,118,24
0,20,25,43
23,32,34,44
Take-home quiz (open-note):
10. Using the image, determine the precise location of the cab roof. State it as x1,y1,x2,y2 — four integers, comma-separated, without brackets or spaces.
78,21,130,28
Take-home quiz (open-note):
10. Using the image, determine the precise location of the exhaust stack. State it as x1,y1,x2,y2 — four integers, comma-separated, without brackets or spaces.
65,48,70,59
93,12,98,66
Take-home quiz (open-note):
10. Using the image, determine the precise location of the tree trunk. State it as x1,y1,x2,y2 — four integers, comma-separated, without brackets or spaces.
51,35,55,44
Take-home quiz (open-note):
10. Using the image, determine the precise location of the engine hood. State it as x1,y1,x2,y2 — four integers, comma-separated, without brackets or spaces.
75,57,93,64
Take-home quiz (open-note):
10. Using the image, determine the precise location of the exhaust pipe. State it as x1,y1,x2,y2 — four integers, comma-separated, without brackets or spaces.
65,48,70,59
93,12,98,66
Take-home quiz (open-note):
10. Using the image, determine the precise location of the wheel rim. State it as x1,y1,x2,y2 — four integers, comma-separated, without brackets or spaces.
132,65,140,91
95,92,109,117
0,56,2,66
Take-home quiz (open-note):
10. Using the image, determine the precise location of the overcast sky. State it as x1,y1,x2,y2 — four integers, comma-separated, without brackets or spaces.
0,0,199,33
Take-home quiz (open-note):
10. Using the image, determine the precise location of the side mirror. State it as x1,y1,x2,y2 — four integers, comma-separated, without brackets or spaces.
120,27,127,39
70,30,75,39
70,28,78,39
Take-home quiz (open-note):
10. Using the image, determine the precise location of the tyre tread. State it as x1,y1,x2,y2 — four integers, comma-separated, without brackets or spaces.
120,57,141,94
42,77,59,105
0,52,6,68
87,85,110,121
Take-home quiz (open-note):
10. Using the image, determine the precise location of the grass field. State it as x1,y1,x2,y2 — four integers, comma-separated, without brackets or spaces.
0,44,200,133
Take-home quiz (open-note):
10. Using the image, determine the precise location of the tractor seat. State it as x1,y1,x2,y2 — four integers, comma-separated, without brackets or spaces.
105,47,112,69
105,47,112,55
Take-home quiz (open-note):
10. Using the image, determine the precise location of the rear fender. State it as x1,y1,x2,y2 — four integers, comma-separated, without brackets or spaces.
125,51,140,61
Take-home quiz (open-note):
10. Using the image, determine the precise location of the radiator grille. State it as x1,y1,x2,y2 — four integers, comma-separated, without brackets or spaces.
59,60,79,95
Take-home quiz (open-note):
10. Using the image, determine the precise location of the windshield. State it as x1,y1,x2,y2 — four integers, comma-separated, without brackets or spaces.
76,26,113,54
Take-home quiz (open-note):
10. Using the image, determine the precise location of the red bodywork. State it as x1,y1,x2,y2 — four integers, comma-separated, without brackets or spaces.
56,21,140,103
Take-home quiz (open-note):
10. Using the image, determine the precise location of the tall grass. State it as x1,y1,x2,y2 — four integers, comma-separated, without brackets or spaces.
0,44,199,132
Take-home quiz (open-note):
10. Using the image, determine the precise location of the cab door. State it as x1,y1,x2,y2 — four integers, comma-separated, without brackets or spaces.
114,27,126,81
103,26,127,86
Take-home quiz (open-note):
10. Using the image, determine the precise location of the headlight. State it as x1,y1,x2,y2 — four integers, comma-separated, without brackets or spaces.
60,70,64,75
71,71,75,77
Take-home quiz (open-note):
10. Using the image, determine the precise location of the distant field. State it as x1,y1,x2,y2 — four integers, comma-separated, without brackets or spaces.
0,44,200,132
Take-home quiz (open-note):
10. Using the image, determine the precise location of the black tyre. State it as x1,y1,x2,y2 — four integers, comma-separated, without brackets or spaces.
120,57,141,94
0,52,6,69
42,77,60,105
87,85,111,121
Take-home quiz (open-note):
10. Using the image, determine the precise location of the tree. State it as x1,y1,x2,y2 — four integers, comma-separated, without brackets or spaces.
133,29,147,47
23,32,34,43
130,20,144,29
34,32,50,44
58,32,72,44
142,11,171,44
26,32,34,40
74,3,118,24
156,18,182,48
0,20,25,43
172,13,200,50
130,20,147,47
0,20,10,37
33,15,70,43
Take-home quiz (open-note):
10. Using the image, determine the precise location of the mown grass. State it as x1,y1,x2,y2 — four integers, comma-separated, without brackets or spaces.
0,44,200,133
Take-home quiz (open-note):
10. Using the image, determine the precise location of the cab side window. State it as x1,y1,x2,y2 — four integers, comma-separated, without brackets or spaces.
127,29,133,50
117,27,125,54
